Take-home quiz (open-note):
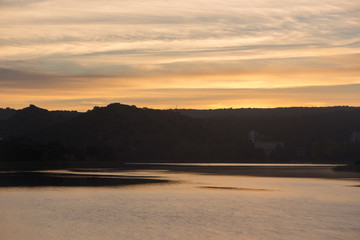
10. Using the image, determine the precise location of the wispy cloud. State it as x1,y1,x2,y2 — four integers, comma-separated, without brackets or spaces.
0,0,359,109
4,83,359,111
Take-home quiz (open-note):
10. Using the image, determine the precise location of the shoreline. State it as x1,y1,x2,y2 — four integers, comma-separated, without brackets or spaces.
1,162,360,186
126,163,360,179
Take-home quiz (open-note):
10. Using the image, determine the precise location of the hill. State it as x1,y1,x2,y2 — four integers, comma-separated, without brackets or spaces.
1,104,360,167
0,105,79,138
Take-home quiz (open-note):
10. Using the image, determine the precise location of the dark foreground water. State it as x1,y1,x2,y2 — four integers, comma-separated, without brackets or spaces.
0,164,359,240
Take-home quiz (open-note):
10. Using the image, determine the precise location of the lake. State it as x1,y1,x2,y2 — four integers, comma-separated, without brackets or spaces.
0,164,359,240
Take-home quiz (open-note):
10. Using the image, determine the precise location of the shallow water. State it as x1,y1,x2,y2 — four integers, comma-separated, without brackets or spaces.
0,168,359,240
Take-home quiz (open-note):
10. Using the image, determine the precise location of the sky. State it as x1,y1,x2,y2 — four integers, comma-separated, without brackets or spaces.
1,0,360,111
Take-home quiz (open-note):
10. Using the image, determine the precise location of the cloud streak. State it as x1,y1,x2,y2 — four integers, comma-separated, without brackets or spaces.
0,0,359,109
3,84,360,111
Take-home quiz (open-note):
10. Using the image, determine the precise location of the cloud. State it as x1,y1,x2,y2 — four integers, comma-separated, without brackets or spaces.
113,84,360,109
2,83,360,111
0,67,62,88
0,0,359,109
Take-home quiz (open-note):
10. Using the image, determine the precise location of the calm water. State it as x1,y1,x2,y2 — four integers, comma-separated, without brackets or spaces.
1,166,359,240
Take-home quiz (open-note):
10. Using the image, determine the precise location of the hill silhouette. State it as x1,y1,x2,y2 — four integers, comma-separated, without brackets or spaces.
36,103,211,162
1,103,360,167
178,107,360,143
0,107,16,120
0,105,79,138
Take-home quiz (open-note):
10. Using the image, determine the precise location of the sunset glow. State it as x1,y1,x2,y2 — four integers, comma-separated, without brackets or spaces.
1,0,359,110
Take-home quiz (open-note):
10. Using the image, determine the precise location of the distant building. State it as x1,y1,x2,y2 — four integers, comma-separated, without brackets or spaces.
296,147,306,158
248,130,258,143
248,130,284,157
254,141,284,157
351,132,360,143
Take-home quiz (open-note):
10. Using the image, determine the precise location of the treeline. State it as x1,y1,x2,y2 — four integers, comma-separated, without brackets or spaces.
179,107,360,163
0,103,360,166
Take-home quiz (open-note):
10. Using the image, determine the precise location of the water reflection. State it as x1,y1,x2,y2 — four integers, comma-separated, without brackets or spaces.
0,171,169,187
0,167,359,240
199,186,274,191
127,163,360,179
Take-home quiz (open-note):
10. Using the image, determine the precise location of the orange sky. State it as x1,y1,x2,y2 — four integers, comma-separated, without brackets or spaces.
1,0,360,110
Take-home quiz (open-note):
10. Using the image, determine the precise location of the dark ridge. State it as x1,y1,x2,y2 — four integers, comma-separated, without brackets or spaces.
0,104,79,138
176,106,360,119
1,102,360,166
0,107,16,120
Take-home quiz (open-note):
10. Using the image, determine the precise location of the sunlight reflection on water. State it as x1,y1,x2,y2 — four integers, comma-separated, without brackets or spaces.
0,169,359,240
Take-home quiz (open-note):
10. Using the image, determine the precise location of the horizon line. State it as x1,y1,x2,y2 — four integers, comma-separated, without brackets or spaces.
2,103,360,112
